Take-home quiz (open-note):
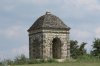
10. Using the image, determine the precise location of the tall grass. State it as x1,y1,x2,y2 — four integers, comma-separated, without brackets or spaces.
1,54,100,65
28,58,57,64
47,58,58,63
76,55,100,63
1,55,58,65
28,59,39,64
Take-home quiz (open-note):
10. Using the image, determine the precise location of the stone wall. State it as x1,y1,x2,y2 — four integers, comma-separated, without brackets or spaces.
28,28,70,59
29,33,43,59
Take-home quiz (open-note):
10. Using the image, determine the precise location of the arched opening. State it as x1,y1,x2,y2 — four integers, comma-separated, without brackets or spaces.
33,40,40,59
52,38,61,59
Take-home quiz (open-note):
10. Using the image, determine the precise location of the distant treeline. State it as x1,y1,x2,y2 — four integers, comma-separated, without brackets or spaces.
70,38,100,59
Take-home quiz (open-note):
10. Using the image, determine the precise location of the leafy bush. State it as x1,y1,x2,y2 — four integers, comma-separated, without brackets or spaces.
14,54,28,61
28,58,58,64
47,58,57,63
14,54,29,65
28,59,39,64
1,58,14,65
28,58,57,64
0,62,2,65
39,58,47,63
2,59,7,66
5,58,13,65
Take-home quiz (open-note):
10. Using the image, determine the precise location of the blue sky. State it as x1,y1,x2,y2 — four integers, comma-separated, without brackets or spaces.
0,0,100,60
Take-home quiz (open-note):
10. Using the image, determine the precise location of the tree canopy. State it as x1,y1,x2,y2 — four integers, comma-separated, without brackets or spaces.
91,38,100,58
70,40,87,59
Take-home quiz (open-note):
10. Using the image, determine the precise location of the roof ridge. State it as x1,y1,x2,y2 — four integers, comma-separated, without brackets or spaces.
28,12,70,31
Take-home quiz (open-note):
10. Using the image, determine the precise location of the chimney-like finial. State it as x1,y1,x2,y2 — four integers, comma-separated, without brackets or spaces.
46,11,51,15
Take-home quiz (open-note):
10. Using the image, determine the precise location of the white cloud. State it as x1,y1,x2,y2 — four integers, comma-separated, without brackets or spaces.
53,0,100,19
76,0,97,4
94,27,100,38
71,29,92,39
0,45,29,60
4,5,16,12
70,0,100,10
1,0,100,19
20,0,62,4
0,25,28,39
12,46,29,55
0,25,29,60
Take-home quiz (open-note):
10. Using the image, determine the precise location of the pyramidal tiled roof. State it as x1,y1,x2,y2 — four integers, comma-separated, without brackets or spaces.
28,11,70,31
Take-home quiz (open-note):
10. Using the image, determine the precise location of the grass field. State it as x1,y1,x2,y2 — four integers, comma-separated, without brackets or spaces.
9,62,100,66
1,55,100,66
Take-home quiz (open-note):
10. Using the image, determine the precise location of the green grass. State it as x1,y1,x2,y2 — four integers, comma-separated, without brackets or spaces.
76,55,100,63
1,55,100,66
9,62,100,66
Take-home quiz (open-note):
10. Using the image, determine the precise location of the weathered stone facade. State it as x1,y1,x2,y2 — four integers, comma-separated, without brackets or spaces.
28,11,71,59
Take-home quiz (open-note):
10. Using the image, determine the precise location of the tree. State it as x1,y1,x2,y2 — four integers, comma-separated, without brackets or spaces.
91,38,100,58
79,42,87,55
70,40,87,59
70,40,79,59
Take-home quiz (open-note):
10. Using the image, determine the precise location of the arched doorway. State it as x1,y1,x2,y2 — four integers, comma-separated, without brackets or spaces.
33,40,40,59
52,38,61,59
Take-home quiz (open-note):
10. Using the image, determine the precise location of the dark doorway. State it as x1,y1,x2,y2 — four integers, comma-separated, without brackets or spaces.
52,38,61,59
33,40,40,59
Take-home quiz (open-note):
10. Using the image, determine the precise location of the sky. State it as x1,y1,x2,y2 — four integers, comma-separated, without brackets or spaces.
0,0,100,61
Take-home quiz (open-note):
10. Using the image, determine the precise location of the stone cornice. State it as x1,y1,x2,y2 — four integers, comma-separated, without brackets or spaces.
27,27,71,32
29,31,70,36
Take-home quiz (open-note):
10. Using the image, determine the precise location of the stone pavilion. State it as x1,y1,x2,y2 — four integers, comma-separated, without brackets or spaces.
27,11,71,59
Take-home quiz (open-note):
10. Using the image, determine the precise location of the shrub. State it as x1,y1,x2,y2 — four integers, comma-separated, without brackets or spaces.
5,58,13,65
28,59,39,64
47,58,57,63
2,59,7,66
39,58,47,63
1,58,14,65
0,62,2,65
14,54,29,65
28,58,57,64
14,54,28,61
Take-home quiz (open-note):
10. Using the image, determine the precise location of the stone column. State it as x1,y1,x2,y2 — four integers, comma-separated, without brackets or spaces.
60,39,67,59
50,43,53,58
61,42,64,59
